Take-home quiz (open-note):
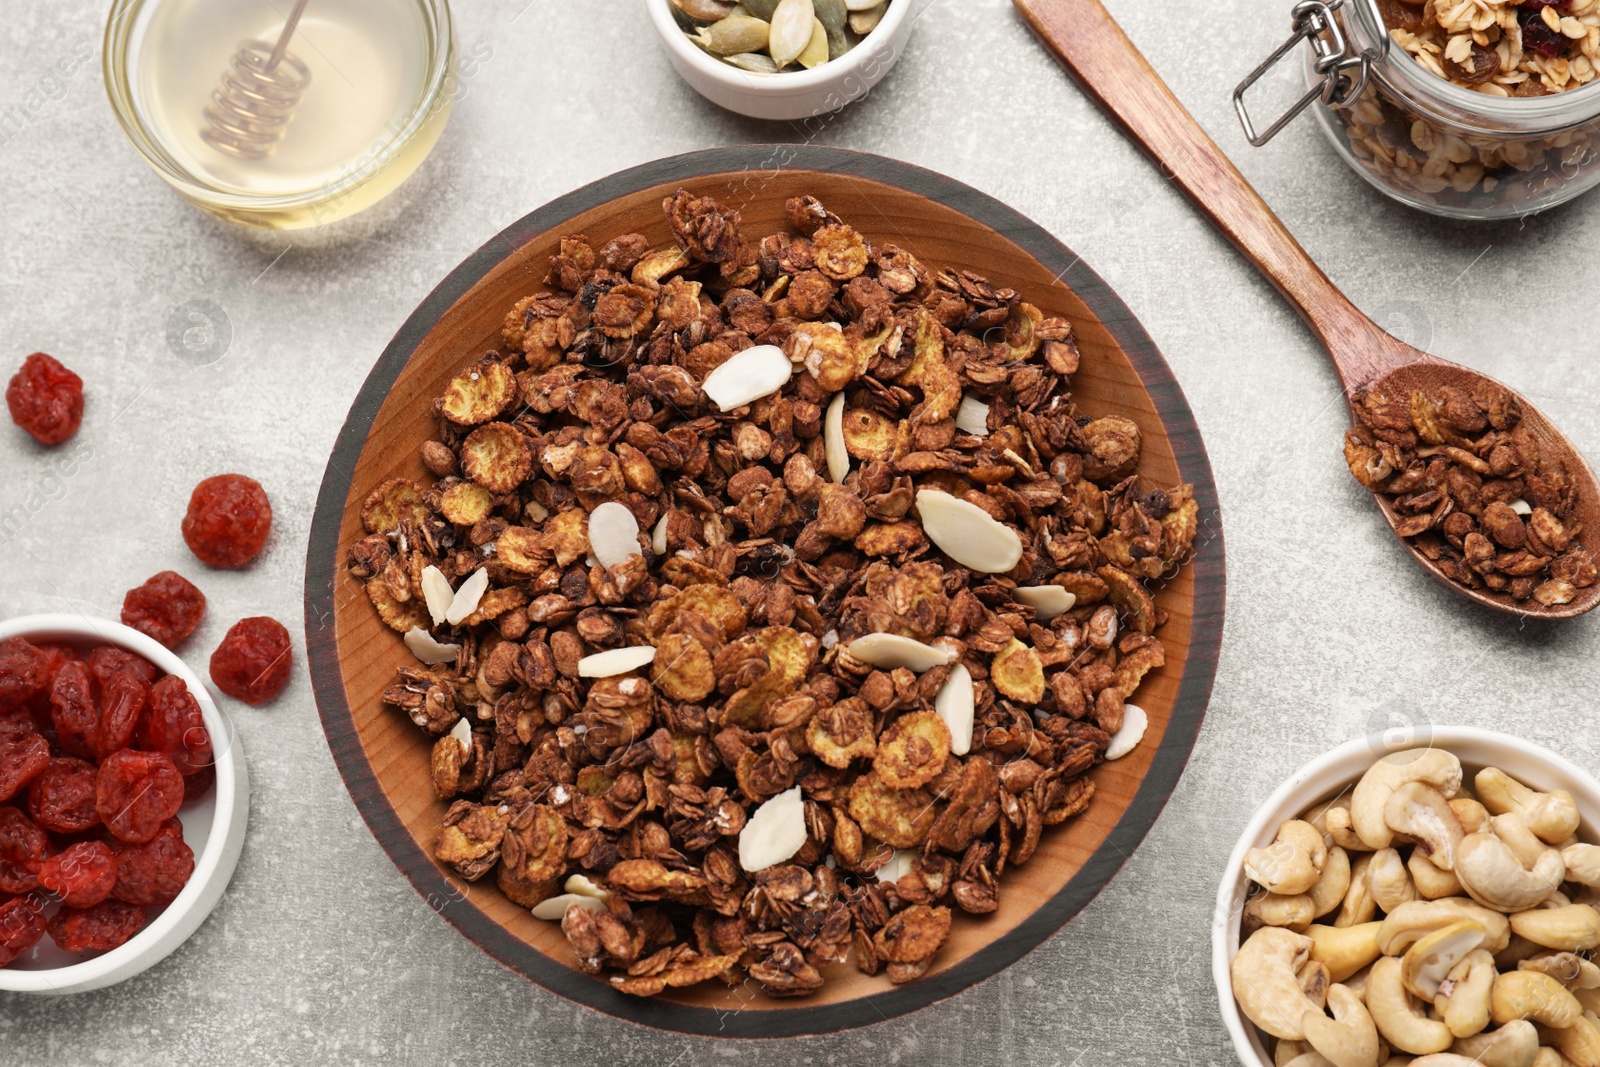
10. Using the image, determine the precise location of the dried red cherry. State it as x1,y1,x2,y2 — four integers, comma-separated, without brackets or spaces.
121,571,207,649
22,642,84,730
47,898,146,954
182,762,214,803
0,807,49,893
209,617,292,705
6,352,83,446
182,474,273,568
1520,9,1568,57
39,840,117,907
0,896,46,965
93,670,148,760
96,750,183,843
49,660,99,760
0,734,49,803
0,709,37,748
138,675,212,776
111,820,193,906
27,757,99,834
85,646,158,690
0,638,48,713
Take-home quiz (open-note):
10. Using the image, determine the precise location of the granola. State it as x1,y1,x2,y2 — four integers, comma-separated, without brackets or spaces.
1344,379,1597,604
1384,0,1600,95
355,188,1196,998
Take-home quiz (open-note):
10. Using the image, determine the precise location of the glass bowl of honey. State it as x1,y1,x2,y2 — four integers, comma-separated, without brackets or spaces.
105,0,455,230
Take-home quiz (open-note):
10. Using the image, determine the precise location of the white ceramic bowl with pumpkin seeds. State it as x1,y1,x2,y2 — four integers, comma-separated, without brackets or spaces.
651,0,917,120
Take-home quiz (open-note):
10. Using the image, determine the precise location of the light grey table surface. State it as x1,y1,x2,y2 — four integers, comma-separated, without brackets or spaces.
2,0,1597,1063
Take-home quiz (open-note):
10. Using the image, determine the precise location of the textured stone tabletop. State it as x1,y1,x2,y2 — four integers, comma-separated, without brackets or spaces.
3,0,1598,1063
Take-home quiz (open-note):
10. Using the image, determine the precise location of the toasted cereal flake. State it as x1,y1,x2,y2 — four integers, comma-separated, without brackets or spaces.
934,663,974,756
738,786,807,872
445,567,489,625
954,395,990,436
824,391,849,483
846,633,952,672
1013,585,1076,621
588,501,641,569
531,893,607,921
915,489,1023,573
420,566,455,626
1105,703,1148,761
404,627,460,666
577,645,657,678
701,344,791,411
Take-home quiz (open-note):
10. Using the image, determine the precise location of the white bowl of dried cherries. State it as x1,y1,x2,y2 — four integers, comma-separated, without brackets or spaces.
1215,727,1600,1067
0,614,248,994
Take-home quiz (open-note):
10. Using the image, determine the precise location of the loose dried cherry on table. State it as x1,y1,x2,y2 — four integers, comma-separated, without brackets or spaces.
96,750,183,843
121,571,207,649
47,898,145,954
86,646,158,689
0,807,49,893
0,638,48,712
210,617,291,705
182,474,272,568
38,840,116,907
5,352,84,447
111,819,193,906
27,757,99,834
93,670,148,760
0,896,46,966
139,675,211,775
0,734,49,803
49,660,99,760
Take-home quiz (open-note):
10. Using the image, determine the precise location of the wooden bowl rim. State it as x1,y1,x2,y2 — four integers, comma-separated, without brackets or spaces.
303,145,1227,1038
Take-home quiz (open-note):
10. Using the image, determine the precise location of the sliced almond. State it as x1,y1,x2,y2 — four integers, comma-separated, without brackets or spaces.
1014,585,1076,621
1510,497,1533,516
404,627,460,666
420,565,454,627
1105,703,1148,761
651,511,669,556
934,663,974,756
564,874,608,899
875,849,917,884
448,716,472,753
588,501,641,569
445,567,489,625
702,344,791,411
531,893,607,921
846,633,953,672
954,395,990,436
914,489,1024,573
824,391,849,483
738,786,808,872
577,645,657,678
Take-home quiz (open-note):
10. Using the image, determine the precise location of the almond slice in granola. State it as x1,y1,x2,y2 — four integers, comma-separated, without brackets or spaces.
702,344,792,412
588,501,641,569
531,893,607,921
1511,497,1533,516
914,489,1024,573
577,645,658,678
954,395,990,436
934,663,974,756
448,716,472,753
846,633,953,671
651,511,669,555
875,849,917,884
420,565,454,626
404,627,460,666
1013,585,1076,621
824,391,849,483
565,874,608,899
444,567,489,625
1105,703,1148,761
738,785,807,872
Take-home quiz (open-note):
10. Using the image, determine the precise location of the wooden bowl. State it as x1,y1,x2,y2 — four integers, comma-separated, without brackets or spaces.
304,146,1226,1037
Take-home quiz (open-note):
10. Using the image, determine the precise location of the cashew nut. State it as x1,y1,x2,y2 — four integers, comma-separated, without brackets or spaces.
1311,848,1354,919
1377,899,1512,956
1327,805,1371,852
1563,844,1600,888
1339,854,1379,928
1497,814,1559,871
1303,959,1333,1006
1233,927,1327,1040
1450,798,1490,836
1283,1054,1337,1067
1511,905,1600,952
1387,783,1466,871
1303,983,1381,1067
1248,892,1318,934
1249,821,1331,896
1277,1039,1313,1067
1497,934,1550,970
1477,769,1580,847
1450,1019,1539,1067
1437,948,1495,1038
1409,850,1464,900
1539,1016,1600,1067
1409,1057,1505,1067
1403,921,1487,1000
1367,956,1455,1055
1372,848,1421,914
1491,970,1583,1028
1457,830,1567,913
1308,921,1385,982
1352,750,1463,851
1521,951,1600,990
1530,1047,1571,1067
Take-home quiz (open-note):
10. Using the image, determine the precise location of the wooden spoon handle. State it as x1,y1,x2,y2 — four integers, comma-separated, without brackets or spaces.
1015,0,1407,386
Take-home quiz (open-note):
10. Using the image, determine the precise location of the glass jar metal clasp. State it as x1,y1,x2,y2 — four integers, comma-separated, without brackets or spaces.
1234,0,1374,147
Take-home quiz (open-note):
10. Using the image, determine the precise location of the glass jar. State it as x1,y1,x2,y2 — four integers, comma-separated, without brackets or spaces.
1236,0,1600,219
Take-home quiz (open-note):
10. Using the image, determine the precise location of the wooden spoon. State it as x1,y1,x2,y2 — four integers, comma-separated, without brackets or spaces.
1016,0,1600,619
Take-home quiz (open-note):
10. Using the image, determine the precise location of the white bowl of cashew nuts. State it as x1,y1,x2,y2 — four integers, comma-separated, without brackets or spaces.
1213,727,1600,1067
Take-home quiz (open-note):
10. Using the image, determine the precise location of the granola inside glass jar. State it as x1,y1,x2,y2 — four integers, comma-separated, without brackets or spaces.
1240,0,1600,218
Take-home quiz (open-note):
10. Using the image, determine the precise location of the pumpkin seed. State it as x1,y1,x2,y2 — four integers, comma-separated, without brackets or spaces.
672,0,738,21
843,0,881,9
743,0,781,18
694,14,771,56
722,51,780,73
848,1,886,34
768,0,816,67
813,0,848,57
797,17,830,68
